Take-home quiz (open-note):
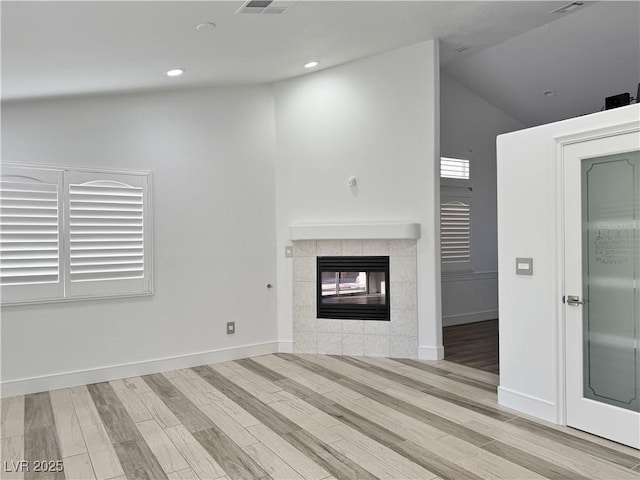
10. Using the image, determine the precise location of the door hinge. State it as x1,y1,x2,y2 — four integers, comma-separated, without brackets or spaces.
562,295,566,304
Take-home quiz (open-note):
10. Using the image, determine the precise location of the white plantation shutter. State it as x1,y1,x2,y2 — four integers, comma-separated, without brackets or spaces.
0,164,152,304
440,199,471,263
0,166,63,303
65,170,151,298
69,182,144,281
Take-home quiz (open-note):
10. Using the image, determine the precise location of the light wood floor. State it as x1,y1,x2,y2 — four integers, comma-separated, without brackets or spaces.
443,320,499,375
1,354,639,480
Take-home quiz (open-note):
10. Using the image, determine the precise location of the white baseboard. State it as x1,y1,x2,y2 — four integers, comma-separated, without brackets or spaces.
418,345,444,360
442,309,498,327
278,341,293,353
498,386,557,423
1,341,279,398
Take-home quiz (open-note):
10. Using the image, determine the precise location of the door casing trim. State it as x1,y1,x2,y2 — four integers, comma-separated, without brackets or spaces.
553,120,640,426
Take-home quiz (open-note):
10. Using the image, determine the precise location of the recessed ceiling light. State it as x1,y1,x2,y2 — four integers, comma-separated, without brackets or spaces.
544,90,556,97
304,61,319,69
196,22,216,31
166,68,185,77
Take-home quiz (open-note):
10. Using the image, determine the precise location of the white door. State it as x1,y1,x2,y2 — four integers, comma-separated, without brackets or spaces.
563,126,640,449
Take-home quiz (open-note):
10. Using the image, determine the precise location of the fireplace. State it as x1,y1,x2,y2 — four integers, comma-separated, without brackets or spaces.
317,256,390,321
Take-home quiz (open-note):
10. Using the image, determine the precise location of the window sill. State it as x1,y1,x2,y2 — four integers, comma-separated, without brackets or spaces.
1,290,153,307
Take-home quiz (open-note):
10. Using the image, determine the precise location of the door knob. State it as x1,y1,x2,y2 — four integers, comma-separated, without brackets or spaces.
566,295,584,306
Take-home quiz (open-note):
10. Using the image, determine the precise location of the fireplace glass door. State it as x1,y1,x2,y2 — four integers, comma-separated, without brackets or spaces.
321,271,386,304
317,256,390,320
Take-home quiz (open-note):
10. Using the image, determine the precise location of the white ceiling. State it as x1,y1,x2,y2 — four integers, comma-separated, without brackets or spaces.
443,1,640,126
2,1,638,126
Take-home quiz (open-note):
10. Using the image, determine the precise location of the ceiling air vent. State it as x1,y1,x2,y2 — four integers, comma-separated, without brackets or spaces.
549,2,584,14
236,0,290,15
263,7,287,14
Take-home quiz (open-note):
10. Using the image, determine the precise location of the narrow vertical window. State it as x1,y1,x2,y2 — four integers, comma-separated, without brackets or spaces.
440,156,472,269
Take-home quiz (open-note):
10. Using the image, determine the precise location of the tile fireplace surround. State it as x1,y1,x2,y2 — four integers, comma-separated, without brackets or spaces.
292,238,418,358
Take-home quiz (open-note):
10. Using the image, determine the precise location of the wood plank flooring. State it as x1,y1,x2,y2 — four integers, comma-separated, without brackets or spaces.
443,320,499,374
2,354,638,480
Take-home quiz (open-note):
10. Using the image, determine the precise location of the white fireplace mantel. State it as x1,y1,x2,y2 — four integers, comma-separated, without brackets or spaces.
289,222,420,241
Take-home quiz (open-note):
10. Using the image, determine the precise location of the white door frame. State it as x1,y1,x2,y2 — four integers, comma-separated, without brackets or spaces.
553,120,640,427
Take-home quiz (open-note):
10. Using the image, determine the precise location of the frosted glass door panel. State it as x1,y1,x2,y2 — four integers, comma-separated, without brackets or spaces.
581,151,640,412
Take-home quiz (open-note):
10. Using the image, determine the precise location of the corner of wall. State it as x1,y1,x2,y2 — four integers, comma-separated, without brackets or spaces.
278,340,293,353
274,39,443,358
418,345,444,360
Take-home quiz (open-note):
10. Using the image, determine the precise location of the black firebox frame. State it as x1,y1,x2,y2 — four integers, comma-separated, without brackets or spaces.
316,256,390,321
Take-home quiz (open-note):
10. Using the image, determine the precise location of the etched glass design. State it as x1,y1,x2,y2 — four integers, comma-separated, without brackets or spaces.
582,151,640,412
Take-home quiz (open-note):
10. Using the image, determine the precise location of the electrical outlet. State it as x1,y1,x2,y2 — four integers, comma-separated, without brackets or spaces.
227,322,235,334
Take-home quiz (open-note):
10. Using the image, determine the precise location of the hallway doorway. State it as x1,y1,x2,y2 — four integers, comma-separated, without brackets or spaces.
443,319,499,374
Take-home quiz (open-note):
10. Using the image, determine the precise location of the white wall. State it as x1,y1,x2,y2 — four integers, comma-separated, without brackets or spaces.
496,103,640,422
1,39,445,393
273,40,443,359
1,85,278,395
440,74,524,327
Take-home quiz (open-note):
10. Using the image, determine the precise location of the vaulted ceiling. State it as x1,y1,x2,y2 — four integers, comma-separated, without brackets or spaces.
442,1,640,126
2,1,638,126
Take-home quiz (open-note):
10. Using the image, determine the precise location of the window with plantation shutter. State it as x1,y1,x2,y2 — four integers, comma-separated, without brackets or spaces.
440,197,471,265
440,155,473,271
0,166,64,303
0,164,152,305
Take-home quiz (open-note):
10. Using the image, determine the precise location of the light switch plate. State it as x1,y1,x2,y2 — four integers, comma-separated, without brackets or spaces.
285,246,293,258
516,257,533,275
